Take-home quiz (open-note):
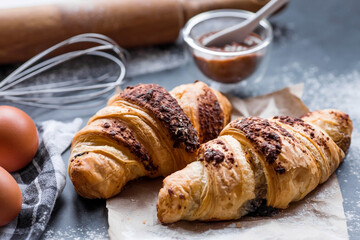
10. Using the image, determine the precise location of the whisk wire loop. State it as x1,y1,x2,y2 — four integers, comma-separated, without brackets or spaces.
0,33,128,109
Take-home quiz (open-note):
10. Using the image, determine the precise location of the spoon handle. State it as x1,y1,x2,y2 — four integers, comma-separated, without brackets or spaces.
245,0,288,31
203,0,288,47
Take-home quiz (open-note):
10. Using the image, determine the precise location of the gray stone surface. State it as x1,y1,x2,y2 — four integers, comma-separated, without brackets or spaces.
0,0,359,239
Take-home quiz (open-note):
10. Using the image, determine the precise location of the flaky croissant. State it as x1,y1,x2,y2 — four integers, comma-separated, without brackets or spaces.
68,81,231,199
157,109,353,223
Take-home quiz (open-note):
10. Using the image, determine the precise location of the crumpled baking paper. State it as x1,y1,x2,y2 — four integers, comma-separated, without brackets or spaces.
106,84,348,240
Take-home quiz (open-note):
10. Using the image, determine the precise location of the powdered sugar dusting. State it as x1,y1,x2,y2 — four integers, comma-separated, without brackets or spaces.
264,62,360,114
127,45,187,77
43,226,108,240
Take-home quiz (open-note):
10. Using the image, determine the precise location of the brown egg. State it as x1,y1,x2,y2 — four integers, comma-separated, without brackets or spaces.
0,166,22,226
0,106,38,172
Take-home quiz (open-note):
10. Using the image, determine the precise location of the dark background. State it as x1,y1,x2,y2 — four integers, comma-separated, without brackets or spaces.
0,0,359,239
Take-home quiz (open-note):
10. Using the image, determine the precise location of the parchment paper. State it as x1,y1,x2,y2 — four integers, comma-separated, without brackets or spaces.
107,84,348,240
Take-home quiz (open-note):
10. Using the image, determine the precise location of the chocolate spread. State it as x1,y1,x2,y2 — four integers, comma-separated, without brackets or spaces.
194,32,263,84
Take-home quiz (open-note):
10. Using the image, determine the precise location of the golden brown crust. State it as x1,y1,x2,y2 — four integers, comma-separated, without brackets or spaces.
69,81,231,199
170,81,232,143
157,109,353,223
275,116,322,144
272,115,344,184
94,118,157,172
157,135,256,223
302,109,353,153
227,116,321,208
120,84,200,152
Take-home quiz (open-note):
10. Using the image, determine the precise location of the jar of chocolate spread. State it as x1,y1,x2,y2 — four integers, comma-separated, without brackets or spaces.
183,10,273,84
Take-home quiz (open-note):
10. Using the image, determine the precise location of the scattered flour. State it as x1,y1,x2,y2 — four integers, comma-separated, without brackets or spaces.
43,226,108,240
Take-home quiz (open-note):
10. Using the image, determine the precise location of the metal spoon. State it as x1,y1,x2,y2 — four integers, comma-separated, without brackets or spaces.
203,0,288,47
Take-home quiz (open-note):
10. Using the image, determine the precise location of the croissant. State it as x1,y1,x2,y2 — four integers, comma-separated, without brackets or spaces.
68,81,232,199
157,109,353,223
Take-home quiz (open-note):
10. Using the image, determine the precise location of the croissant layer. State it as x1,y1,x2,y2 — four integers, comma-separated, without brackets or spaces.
69,81,231,199
157,109,352,223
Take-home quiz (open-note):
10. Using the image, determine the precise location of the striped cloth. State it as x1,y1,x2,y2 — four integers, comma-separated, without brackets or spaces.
0,118,83,240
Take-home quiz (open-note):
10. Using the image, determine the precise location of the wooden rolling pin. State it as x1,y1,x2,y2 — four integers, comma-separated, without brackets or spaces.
0,0,269,64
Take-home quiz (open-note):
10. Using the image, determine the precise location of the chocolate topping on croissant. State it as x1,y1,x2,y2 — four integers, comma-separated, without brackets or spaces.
197,86,224,143
231,117,293,164
99,118,157,172
120,84,200,152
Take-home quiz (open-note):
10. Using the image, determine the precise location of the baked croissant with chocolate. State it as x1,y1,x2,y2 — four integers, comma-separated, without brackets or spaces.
157,109,352,223
68,81,231,199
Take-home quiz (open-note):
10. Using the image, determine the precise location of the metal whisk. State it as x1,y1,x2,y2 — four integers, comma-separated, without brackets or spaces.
0,33,127,109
